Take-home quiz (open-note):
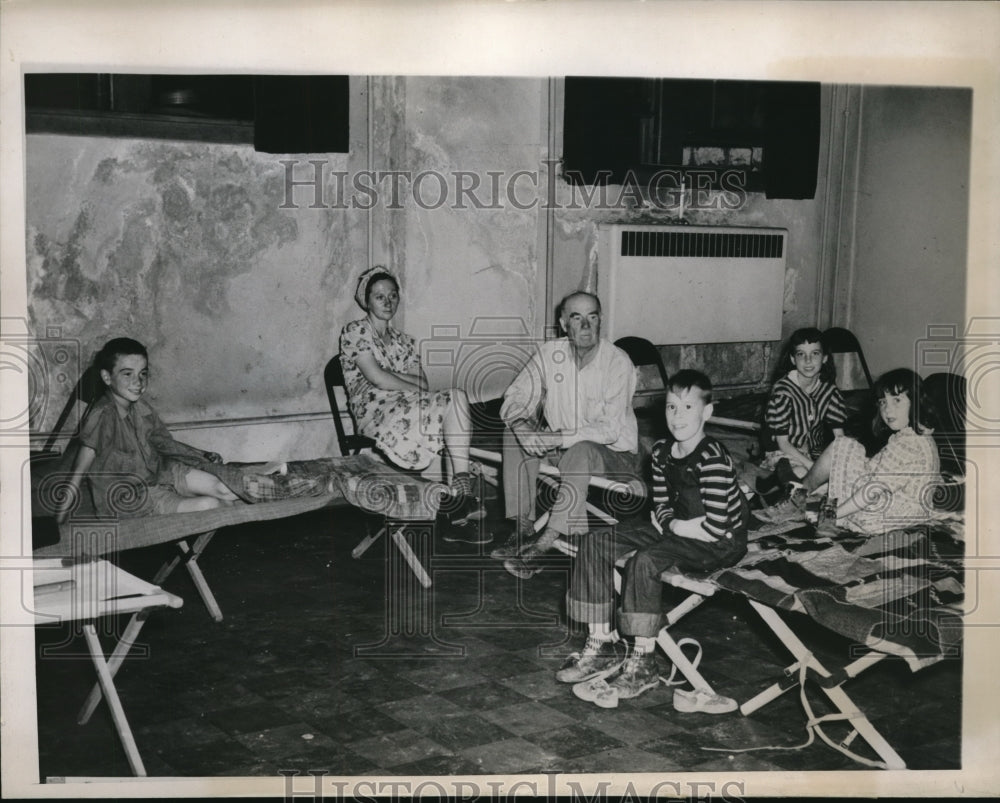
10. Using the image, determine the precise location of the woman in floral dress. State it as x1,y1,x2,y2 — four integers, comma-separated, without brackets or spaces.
339,266,484,527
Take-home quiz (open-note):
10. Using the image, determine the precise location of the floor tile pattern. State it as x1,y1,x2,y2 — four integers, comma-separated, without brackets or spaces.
34,497,962,779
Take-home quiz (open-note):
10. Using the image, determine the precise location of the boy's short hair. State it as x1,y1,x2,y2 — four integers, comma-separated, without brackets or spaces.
668,369,713,404
95,337,148,374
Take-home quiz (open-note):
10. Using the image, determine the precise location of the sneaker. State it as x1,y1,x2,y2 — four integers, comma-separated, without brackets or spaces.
752,487,807,524
572,676,620,708
672,687,737,715
449,494,486,527
607,651,660,700
489,518,536,559
502,545,547,579
555,638,627,683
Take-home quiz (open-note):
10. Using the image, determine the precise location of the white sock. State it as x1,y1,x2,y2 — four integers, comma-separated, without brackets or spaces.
632,636,655,655
584,624,618,652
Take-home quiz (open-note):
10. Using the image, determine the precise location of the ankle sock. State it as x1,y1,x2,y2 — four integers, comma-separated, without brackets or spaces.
584,629,619,653
632,636,655,656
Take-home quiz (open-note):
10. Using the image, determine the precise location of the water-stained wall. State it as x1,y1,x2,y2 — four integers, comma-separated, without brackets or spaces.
26,118,368,460
369,76,548,403
24,77,866,459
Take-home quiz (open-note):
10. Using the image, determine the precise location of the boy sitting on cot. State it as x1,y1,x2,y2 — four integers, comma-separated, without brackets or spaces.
55,338,240,522
558,369,749,711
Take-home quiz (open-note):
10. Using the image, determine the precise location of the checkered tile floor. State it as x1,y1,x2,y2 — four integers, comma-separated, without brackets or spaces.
34,500,961,778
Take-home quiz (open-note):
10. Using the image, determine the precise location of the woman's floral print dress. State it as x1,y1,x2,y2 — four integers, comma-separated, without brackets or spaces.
339,319,452,470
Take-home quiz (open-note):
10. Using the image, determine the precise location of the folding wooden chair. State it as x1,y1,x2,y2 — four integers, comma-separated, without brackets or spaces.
822,327,875,392
614,336,668,393
324,353,435,588
324,354,377,456
469,447,644,533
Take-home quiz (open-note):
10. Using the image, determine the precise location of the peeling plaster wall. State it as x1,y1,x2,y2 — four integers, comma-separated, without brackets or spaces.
26,128,367,460
376,77,547,402
26,78,861,462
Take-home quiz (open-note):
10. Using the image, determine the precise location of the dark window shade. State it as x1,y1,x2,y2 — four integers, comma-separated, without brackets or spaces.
253,76,349,154
563,77,820,200
25,73,349,154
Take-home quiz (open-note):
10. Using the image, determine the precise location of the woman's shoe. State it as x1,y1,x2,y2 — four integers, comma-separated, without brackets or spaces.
489,518,537,559
449,493,486,527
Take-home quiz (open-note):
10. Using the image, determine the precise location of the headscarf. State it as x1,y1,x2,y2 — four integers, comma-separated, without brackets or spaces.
354,265,399,311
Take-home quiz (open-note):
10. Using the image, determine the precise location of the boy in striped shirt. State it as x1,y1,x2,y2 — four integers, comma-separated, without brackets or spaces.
560,370,748,706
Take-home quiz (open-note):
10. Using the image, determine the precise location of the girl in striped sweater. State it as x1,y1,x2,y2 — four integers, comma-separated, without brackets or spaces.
763,328,848,479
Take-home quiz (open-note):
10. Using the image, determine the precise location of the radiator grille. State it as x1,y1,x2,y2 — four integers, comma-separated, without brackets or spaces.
620,229,784,259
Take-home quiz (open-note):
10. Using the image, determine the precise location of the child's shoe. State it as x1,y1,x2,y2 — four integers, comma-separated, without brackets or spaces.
555,638,627,683
753,486,808,524
572,677,620,708
607,650,659,700
672,687,738,714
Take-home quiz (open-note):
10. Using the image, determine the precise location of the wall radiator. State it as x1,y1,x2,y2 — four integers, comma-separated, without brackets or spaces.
598,223,788,345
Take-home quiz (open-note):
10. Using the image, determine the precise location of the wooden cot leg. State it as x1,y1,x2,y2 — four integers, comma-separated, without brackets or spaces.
152,552,183,586
150,530,222,621
77,610,149,725
152,529,214,587
352,526,386,558
180,533,223,622
744,599,906,770
81,623,146,777
389,526,432,589
741,651,886,716
655,593,720,692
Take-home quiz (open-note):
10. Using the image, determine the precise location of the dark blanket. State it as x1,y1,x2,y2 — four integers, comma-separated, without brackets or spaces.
715,521,964,670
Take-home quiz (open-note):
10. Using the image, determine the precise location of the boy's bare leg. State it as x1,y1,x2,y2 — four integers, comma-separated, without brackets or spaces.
183,468,240,502
176,495,227,513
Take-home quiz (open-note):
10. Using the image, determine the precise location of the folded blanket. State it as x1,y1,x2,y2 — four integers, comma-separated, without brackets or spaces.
168,455,445,520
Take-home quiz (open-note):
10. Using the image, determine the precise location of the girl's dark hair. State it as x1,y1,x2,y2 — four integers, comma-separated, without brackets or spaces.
778,327,835,383
365,272,399,306
872,367,938,439
94,338,148,375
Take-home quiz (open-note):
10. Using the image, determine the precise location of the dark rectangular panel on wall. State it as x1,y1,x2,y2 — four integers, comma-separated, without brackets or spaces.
562,76,821,199
25,73,350,153
253,76,350,154
763,81,821,199
562,77,653,185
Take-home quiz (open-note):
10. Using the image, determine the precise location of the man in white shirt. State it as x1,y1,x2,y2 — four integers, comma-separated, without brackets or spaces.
493,291,640,578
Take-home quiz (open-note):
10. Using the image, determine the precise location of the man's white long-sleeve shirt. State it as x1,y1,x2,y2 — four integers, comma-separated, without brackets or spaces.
500,338,638,453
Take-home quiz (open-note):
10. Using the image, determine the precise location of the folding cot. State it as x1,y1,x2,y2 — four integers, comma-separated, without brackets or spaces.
33,454,445,619
614,514,964,769
29,556,184,776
